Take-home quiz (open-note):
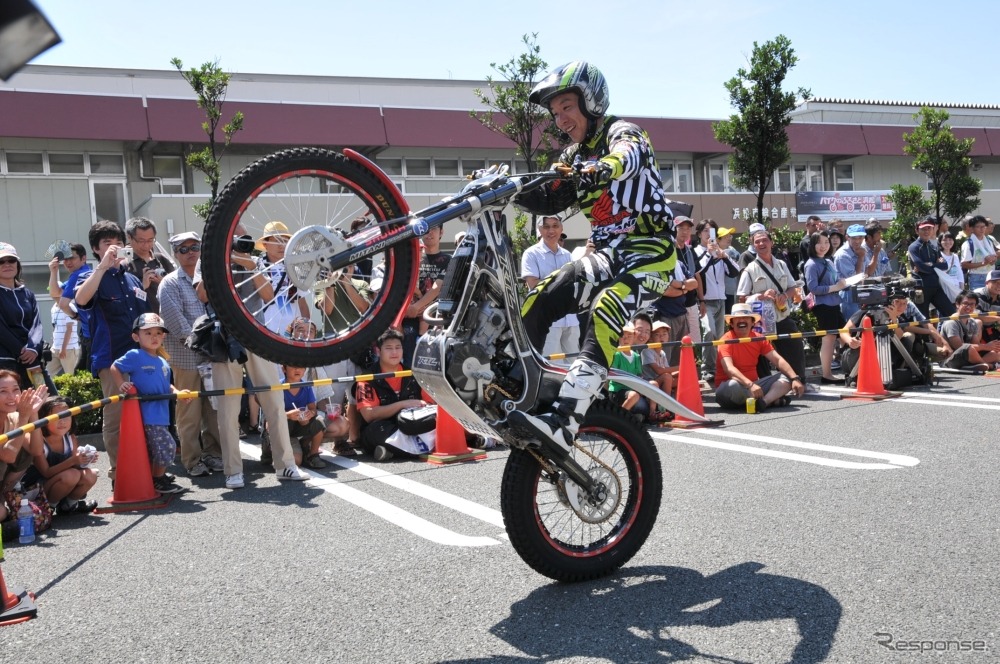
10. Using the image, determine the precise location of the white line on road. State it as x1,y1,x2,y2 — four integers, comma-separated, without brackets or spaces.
239,442,501,547
321,452,506,528
886,398,1000,410
651,429,919,469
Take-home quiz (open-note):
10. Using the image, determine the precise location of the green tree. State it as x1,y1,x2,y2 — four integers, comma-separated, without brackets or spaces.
171,58,245,219
470,33,562,172
713,35,811,225
885,184,933,263
903,107,981,223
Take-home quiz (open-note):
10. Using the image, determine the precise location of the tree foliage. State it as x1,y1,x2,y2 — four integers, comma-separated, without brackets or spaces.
713,35,810,225
885,184,933,251
903,107,981,223
171,57,245,219
470,33,563,172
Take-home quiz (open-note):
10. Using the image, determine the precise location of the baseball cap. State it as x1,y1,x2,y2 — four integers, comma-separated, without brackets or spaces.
132,313,168,332
0,242,18,260
917,215,938,228
747,223,767,236
717,227,736,238
987,270,1000,283
168,231,201,248
672,215,694,229
846,224,866,237
651,320,671,332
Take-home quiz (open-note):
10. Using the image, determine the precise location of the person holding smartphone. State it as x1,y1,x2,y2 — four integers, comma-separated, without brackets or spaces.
695,219,740,379
125,217,175,314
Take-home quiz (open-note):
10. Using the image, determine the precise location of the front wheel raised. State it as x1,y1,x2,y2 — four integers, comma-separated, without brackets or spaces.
500,400,663,582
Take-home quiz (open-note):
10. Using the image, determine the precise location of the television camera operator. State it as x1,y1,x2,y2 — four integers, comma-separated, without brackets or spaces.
837,278,944,387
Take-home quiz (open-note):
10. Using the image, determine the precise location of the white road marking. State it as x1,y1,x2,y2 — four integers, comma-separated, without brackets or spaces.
886,398,1000,410
321,452,506,528
651,429,919,469
822,385,1000,410
239,442,501,547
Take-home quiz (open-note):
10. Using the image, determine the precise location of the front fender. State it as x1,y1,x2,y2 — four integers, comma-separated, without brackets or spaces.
606,369,711,423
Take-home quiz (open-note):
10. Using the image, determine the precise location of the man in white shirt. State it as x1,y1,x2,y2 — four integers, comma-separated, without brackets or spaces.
960,215,1000,290
521,215,580,361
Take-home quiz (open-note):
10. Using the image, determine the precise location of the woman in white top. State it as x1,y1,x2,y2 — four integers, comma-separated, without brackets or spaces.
960,215,999,290
938,231,964,296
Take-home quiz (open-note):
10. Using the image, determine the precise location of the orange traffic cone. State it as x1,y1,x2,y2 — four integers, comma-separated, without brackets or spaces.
0,565,37,626
98,391,173,512
426,405,487,465
843,315,901,401
665,336,723,428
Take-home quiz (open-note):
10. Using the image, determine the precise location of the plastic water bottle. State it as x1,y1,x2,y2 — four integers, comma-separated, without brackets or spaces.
18,499,34,544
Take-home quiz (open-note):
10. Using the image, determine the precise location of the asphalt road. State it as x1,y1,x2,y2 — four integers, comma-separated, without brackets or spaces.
2,372,998,663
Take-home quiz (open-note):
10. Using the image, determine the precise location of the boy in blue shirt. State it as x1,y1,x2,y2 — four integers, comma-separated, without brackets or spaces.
281,364,326,469
110,313,183,494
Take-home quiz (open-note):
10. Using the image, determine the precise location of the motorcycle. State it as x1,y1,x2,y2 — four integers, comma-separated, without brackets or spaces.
201,147,709,581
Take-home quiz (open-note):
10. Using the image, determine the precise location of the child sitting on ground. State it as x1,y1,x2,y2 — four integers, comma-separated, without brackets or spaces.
608,322,650,421
23,396,99,515
281,364,327,469
110,313,184,495
641,319,675,423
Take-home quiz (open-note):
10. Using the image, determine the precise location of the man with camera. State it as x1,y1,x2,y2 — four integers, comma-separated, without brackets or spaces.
193,228,309,488
158,231,224,479
74,220,149,481
971,269,1000,344
837,285,945,386
124,217,174,314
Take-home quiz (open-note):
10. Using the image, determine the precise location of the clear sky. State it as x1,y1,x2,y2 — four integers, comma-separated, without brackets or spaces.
27,0,1000,119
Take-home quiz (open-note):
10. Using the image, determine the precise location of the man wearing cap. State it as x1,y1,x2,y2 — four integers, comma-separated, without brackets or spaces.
738,222,769,269
714,303,804,411
75,220,149,479
960,215,1000,291
521,215,579,361
124,216,174,314
832,223,872,321
908,215,957,318
157,231,224,479
650,216,699,366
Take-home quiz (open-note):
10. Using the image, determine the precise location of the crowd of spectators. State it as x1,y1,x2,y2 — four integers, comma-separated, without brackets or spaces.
4,207,1000,540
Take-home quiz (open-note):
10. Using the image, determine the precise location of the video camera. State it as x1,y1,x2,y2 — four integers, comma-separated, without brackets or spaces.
851,276,924,309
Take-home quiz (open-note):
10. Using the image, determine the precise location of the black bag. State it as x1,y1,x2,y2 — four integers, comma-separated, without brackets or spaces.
397,404,437,436
186,312,246,364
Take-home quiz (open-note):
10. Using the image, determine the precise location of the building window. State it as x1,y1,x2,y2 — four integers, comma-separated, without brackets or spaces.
89,154,124,175
435,159,459,177
49,153,86,174
461,159,486,176
835,164,854,191
6,152,44,173
406,158,431,176
659,162,694,193
376,158,402,176
152,155,184,194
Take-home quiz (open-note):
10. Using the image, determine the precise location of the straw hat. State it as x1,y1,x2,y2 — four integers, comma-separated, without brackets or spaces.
724,303,760,325
255,221,292,250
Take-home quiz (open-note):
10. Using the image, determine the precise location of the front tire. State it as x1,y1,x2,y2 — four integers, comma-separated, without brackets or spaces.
201,148,414,367
500,400,663,582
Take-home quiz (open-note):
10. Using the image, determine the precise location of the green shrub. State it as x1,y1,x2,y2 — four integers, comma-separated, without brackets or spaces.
53,370,103,434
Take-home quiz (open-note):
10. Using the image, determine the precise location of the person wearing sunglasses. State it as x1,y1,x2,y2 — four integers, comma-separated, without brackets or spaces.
157,231,224,481
0,242,55,393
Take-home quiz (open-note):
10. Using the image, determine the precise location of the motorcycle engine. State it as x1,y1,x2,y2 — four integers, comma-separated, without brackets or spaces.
445,301,509,401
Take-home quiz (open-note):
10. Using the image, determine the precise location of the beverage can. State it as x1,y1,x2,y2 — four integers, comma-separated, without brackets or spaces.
26,365,44,389
746,397,756,414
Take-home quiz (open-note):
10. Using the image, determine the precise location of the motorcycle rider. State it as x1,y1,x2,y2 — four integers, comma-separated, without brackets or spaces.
509,61,677,457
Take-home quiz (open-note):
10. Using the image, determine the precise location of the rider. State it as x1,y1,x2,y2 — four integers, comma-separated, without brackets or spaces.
509,61,677,456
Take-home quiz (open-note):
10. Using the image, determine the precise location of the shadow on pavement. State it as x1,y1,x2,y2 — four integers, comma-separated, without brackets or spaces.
446,562,841,664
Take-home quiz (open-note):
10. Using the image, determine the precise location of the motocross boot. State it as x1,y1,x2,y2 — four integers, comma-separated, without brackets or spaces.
508,358,606,457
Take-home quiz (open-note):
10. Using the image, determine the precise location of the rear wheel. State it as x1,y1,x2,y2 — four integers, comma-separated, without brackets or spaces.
500,400,663,582
201,148,414,366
